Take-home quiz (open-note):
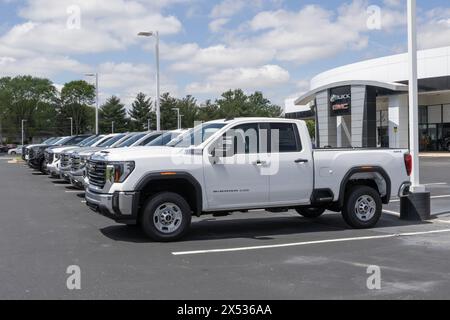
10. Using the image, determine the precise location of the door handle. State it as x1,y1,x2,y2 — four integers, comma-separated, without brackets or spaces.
252,160,268,166
294,158,309,164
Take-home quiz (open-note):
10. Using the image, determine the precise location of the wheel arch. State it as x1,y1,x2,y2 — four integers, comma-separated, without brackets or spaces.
338,166,391,207
135,172,203,217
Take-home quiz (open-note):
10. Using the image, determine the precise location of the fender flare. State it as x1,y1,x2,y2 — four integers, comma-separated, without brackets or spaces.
135,171,203,216
338,166,391,206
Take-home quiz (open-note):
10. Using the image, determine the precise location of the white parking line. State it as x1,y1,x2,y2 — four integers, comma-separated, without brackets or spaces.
424,183,448,186
171,228,450,256
65,190,83,193
383,209,400,217
390,194,450,203
81,200,86,203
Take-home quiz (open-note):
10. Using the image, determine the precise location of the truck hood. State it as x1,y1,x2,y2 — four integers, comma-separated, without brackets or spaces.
75,146,107,156
51,146,79,154
91,146,182,162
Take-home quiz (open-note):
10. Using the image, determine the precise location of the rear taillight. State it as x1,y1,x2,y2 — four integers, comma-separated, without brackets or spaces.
404,153,412,176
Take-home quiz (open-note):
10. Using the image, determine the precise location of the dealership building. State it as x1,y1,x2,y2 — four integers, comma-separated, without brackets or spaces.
285,46,450,151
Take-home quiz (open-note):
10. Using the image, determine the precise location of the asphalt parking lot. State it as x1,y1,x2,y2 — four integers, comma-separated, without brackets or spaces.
1,155,450,299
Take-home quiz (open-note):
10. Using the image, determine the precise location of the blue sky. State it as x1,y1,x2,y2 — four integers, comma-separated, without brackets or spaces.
0,0,449,108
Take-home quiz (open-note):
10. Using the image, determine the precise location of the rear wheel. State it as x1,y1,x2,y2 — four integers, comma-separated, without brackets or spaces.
140,192,192,242
342,186,382,229
295,207,326,218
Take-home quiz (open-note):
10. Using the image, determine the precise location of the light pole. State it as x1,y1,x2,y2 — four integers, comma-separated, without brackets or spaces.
111,121,115,134
147,118,151,131
138,31,161,131
172,108,181,130
21,119,27,146
67,117,73,136
85,73,99,135
400,0,430,221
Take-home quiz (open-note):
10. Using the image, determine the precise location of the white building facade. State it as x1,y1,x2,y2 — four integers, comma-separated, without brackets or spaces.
286,46,450,152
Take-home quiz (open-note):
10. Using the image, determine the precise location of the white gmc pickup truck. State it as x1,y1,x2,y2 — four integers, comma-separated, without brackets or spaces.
85,118,411,241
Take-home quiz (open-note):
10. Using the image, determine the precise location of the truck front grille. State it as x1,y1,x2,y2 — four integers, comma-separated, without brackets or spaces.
61,153,70,168
71,155,81,171
44,151,54,163
87,160,106,188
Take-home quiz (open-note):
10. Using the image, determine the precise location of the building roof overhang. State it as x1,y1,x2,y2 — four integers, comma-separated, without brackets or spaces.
294,80,409,105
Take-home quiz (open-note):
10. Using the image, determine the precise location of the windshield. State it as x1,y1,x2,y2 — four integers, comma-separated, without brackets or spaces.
116,133,146,147
167,123,226,148
82,136,105,147
43,137,56,144
138,132,162,146
77,135,96,146
53,136,70,145
98,134,126,147
147,132,182,146
62,135,90,146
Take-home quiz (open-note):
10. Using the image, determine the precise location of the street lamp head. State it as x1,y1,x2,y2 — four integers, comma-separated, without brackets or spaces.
138,31,154,37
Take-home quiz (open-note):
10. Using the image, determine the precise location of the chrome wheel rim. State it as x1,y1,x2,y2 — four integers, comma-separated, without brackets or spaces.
354,195,376,222
153,202,183,234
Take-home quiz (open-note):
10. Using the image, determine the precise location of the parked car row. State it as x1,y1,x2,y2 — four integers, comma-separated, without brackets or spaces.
0,144,20,154
23,117,412,242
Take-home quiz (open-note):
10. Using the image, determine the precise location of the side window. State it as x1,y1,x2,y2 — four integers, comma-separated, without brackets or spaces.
213,123,260,156
270,123,301,153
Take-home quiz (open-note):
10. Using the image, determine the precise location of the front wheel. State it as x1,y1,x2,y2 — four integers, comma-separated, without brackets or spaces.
140,192,192,242
295,207,326,218
342,186,382,229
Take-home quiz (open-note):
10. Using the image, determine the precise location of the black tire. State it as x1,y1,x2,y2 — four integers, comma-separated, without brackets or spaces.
342,186,382,229
140,192,192,242
295,207,326,218
11,151,16,155
39,160,47,173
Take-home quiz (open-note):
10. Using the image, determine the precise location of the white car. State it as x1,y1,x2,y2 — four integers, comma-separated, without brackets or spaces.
85,118,411,241
8,146,23,155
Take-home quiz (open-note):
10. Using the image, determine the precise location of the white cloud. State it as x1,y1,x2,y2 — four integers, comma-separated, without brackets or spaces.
209,18,229,33
94,62,179,107
210,0,247,19
418,8,450,49
239,0,406,64
187,65,289,94
169,44,275,73
0,55,88,78
0,0,183,57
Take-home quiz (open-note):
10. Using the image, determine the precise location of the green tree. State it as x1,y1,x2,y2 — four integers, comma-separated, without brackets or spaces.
159,92,178,130
196,99,218,123
128,92,154,131
177,95,199,129
59,80,96,135
214,89,282,119
0,76,57,142
99,96,128,133
216,89,248,118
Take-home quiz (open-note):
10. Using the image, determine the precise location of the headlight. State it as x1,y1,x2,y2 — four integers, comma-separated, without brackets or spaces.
105,161,135,183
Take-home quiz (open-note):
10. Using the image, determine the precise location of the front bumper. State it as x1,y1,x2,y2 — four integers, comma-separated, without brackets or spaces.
47,160,61,177
85,189,139,224
28,155,44,170
60,167,71,181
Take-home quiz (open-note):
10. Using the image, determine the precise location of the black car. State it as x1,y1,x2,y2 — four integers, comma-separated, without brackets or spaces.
28,135,91,172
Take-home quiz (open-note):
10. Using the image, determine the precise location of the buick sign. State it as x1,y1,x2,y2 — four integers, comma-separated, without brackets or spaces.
329,86,351,116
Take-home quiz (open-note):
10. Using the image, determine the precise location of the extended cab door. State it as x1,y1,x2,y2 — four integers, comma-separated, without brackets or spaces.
203,123,270,210
267,122,314,205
